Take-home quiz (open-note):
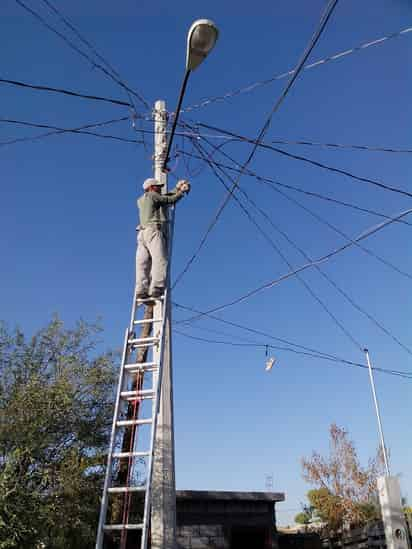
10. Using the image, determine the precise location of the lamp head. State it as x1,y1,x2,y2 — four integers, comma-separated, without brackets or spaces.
186,19,219,71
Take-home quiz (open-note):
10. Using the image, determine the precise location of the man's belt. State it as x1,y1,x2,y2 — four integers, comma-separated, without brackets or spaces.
137,222,166,231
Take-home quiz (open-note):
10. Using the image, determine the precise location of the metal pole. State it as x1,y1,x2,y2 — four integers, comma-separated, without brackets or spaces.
162,69,191,172
364,348,390,476
151,99,177,549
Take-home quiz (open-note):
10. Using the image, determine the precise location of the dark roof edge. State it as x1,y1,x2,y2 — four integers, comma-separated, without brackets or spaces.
176,490,285,503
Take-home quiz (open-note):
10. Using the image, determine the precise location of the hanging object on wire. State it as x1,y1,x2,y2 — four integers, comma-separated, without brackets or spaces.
265,345,276,372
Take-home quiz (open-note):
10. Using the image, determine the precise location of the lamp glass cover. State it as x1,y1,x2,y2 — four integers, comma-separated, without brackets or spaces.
190,25,217,53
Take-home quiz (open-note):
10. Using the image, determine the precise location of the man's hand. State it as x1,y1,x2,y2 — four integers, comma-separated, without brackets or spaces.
177,179,191,194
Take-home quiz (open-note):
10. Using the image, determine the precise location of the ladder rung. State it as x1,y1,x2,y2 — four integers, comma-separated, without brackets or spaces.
108,486,146,494
116,418,152,427
112,451,150,459
124,361,158,372
128,336,159,345
120,389,155,401
104,524,143,531
133,318,162,325
137,295,164,301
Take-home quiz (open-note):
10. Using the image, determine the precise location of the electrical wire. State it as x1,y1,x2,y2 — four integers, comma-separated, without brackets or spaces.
0,117,208,149
176,132,412,356
197,122,412,200
0,77,133,107
181,26,412,113
184,137,365,352
0,117,143,146
197,133,412,282
173,303,412,379
177,208,412,321
40,0,127,84
172,1,339,290
173,126,412,154
40,0,141,125
197,139,412,356
220,0,340,196
39,0,152,151
173,302,350,360
174,330,412,380
267,138,412,155
174,320,264,345
15,0,150,110
175,146,412,228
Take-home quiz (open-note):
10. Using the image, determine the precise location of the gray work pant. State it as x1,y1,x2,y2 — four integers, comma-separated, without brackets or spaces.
136,225,168,294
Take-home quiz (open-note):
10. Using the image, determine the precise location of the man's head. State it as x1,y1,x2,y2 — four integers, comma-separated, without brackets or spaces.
143,178,164,193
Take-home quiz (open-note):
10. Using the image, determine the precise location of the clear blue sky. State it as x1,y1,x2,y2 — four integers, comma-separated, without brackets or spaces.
1,0,411,526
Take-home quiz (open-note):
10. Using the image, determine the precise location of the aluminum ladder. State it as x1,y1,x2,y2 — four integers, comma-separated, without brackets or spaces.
95,289,168,549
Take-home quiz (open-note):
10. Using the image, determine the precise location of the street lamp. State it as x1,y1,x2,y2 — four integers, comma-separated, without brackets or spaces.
162,19,219,171
186,19,219,71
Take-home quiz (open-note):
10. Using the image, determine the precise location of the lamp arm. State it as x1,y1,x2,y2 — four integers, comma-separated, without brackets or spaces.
162,69,191,172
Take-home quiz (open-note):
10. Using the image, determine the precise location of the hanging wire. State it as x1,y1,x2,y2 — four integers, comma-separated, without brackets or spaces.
181,26,412,114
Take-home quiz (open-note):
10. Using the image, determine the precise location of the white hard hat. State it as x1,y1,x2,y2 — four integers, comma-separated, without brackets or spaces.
143,178,164,191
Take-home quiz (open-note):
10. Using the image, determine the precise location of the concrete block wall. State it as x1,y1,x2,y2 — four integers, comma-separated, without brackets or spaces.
176,524,229,549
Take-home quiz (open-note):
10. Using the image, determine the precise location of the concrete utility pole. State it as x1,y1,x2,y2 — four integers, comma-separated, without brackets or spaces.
151,99,177,549
149,23,218,547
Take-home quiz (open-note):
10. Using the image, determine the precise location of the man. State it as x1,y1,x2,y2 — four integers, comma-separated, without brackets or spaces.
136,177,190,299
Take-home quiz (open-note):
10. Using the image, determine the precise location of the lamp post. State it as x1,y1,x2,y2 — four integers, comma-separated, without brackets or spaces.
364,348,390,475
364,349,411,549
162,19,219,172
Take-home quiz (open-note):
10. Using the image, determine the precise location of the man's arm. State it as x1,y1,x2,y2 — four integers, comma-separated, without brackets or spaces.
150,189,184,205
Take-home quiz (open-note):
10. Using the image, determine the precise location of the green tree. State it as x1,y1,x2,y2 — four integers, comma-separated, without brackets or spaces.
301,424,384,532
295,510,312,525
0,317,117,548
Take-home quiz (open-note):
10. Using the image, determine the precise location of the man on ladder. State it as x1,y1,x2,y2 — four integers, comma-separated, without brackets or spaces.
135,177,191,299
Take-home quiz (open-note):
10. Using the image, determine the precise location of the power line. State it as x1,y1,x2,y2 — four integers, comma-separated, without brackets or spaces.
177,208,412,321
174,320,267,346
221,0,340,201
173,303,412,378
181,26,412,113
174,128,412,154
197,139,412,356
174,330,412,380
197,122,412,200
184,138,365,352
176,146,412,228
0,77,133,108
0,117,143,146
39,0,144,115
40,0,121,78
172,1,340,289
198,133,412,283
267,138,412,155
173,302,352,360
15,0,149,110
172,125,412,291
0,116,204,149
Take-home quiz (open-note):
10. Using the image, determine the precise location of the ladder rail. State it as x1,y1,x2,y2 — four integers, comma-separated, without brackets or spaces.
96,328,130,549
129,276,139,333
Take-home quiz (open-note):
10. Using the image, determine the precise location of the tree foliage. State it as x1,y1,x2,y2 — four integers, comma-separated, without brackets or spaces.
295,510,313,525
0,317,117,548
301,424,384,531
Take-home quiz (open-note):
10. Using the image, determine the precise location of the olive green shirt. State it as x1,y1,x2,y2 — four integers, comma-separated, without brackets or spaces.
137,187,184,227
